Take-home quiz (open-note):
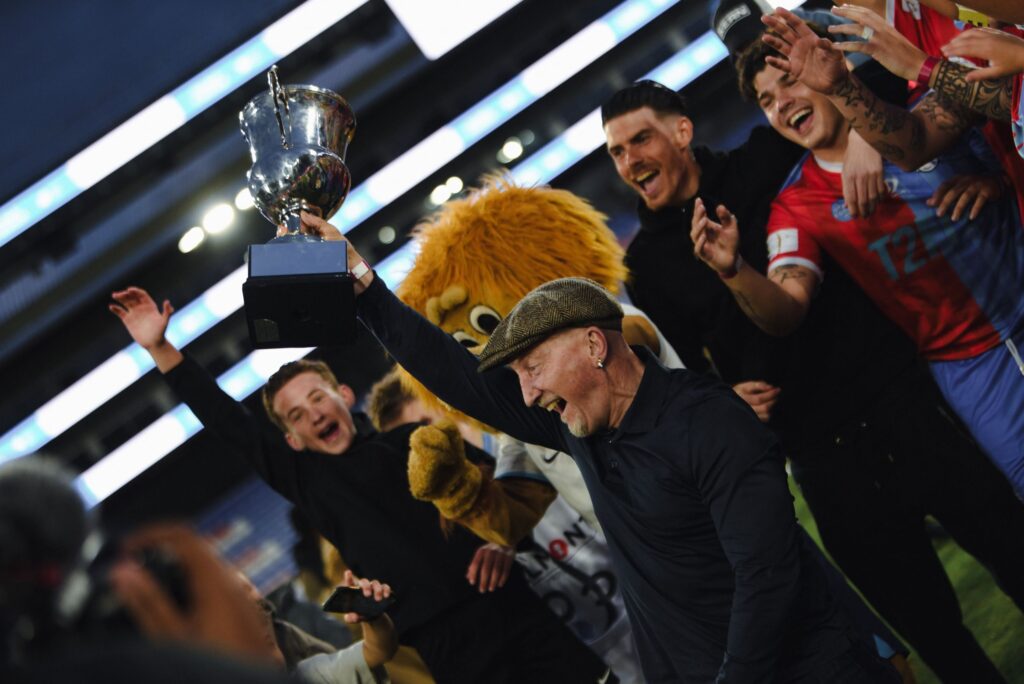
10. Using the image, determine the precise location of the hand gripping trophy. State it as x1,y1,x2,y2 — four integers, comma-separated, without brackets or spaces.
239,66,357,348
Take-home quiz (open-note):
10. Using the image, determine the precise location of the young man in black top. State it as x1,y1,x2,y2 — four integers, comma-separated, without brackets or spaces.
600,68,1024,684
109,287,611,684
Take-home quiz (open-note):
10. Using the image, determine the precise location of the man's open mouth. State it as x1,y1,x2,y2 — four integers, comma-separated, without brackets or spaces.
788,107,813,133
318,422,340,441
635,169,659,192
543,398,567,416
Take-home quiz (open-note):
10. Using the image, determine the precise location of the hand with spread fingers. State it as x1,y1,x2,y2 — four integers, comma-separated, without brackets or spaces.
466,543,515,593
761,7,851,95
109,286,184,373
927,173,1005,220
408,420,483,519
943,27,1024,81
828,4,930,82
690,198,742,277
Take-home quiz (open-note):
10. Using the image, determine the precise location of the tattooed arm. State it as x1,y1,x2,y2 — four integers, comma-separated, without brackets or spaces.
690,199,817,336
762,8,979,172
830,74,980,170
926,59,1013,122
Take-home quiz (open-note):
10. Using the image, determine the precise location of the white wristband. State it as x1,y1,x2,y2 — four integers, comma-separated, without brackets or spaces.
351,260,371,280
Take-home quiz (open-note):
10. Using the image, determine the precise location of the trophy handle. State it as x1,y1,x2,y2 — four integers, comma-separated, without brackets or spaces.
268,65,291,149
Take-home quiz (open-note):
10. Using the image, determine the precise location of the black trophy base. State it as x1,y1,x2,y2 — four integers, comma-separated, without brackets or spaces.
243,274,355,348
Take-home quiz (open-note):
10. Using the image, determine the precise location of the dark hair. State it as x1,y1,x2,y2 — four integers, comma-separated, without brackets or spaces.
735,22,831,102
261,359,340,432
600,80,688,124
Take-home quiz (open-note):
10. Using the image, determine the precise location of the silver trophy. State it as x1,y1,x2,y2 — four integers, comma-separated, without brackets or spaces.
239,67,358,348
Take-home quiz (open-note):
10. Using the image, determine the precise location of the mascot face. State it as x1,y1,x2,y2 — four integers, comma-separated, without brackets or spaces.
395,175,628,428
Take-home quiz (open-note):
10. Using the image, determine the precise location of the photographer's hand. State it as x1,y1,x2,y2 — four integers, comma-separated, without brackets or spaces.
109,524,283,666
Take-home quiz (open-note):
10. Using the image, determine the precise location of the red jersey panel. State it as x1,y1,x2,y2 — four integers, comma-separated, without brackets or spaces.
766,149,1024,361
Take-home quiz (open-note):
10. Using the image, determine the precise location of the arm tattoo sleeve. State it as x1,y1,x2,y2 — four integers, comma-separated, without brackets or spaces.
930,60,1013,122
831,75,924,163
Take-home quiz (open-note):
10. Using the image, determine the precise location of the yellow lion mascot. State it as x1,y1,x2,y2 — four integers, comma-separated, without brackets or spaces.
393,174,662,544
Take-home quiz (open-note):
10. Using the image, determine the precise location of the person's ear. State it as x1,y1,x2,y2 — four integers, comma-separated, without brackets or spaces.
586,328,610,367
284,431,304,452
337,384,357,409
673,115,694,150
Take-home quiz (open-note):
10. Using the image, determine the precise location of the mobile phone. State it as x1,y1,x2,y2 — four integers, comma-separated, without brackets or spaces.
322,586,396,619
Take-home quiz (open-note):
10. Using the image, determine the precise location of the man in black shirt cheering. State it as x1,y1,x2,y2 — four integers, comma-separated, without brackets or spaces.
108,286,610,684
299,209,900,683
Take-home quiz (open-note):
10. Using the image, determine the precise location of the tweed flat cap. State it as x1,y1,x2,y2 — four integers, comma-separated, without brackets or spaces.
477,277,623,372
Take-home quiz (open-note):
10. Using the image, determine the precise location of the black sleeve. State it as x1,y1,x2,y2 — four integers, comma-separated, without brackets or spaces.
356,275,567,452
163,355,305,502
687,397,802,682
727,126,805,204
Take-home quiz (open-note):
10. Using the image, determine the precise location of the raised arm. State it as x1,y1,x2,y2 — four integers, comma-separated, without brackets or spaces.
829,5,1015,122
763,7,978,170
110,286,304,498
296,210,564,449
109,287,184,372
690,199,816,336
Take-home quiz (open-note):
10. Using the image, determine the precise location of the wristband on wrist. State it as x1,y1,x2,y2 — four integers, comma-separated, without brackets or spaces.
917,56,941,88
719,254,743,280
351,260,371,280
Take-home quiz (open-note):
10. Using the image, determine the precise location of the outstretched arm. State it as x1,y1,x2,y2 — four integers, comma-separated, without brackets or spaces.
110,287,305,498
297,211,567,451
763,7,978,170
829,5,1015,122
690,199,816,336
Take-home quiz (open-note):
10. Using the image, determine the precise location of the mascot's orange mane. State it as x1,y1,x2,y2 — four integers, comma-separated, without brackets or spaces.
394,174,628,427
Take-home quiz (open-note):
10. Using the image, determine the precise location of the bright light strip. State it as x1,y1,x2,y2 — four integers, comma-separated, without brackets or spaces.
384,0,522,60
0,0,368,250
0,0,678,465
328,0,678,232
73,23,734,506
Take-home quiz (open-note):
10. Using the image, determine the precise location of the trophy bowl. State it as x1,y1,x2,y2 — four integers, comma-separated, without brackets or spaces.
239,71,356,237
238,68,359,348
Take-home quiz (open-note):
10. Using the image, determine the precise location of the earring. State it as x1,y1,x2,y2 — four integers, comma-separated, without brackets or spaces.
596,358,605,369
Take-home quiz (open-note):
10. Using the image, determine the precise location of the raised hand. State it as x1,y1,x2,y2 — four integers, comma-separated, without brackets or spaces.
943,27,1024,81
110,286,184,372
762,8,851,94
691,198,741,276
110,287,173,350
829,4,929,82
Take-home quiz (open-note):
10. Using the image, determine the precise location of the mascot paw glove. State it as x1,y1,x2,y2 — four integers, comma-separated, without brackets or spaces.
408,420,483,519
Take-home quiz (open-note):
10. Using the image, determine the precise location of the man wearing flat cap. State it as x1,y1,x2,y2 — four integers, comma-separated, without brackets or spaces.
308,213,899,683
